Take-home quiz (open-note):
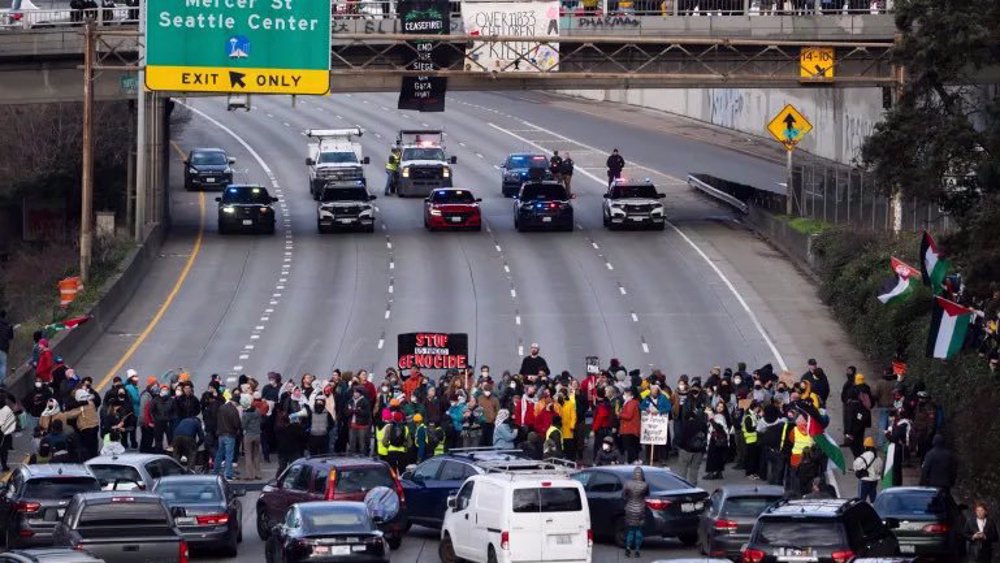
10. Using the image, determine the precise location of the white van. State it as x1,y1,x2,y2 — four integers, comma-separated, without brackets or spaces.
438,472,592,563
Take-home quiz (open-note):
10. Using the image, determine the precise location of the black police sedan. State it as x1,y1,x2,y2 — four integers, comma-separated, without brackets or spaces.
264,502,389,563
216,185,278,234
152,475,244,556
500,153,552,197
513,181,574,232
184,148,235,191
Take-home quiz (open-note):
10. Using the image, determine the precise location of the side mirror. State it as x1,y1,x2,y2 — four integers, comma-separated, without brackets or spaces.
362,156,371,165
446,495,457,510
475,198,482,203
883,517,900,529
449,156,458,164
272,197,279,203
657,193,666,199
228,157,236,164
232,487,246,498
214,197,221,202
265,479,279,489
369,194,377,201
499,163,505,169
305,158,315,166
182,159,189,166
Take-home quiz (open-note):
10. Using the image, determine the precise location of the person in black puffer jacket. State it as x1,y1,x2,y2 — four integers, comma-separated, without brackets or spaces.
621,466,649,558
920,434,957,493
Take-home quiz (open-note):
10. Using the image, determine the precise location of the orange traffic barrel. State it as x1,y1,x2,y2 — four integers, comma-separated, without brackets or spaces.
58,277,83,308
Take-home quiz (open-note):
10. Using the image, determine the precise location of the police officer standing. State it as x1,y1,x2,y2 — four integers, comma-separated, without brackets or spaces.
607,148,625,187
560,153,575,197
549,151,564,185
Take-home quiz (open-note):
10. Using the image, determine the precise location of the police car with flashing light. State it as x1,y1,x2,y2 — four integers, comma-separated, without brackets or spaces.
500,153,552,197
602,178,667,230
215,185,278,234
316,183,377,233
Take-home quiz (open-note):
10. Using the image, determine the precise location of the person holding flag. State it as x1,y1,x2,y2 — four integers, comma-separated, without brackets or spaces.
882,408,911,488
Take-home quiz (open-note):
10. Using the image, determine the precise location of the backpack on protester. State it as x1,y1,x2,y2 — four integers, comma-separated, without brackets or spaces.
388,423,406,448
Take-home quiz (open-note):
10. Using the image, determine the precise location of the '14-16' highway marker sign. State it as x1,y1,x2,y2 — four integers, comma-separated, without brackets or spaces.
145,0,332,95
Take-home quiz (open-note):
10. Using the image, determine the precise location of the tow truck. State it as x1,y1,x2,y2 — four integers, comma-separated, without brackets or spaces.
392,130,457,197
305,128,370,200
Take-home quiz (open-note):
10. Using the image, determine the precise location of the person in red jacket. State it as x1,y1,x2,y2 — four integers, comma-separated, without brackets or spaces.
619,389,641,463
592,387,614,460
513,391,536,432
532,395,554,438
35,339,54,383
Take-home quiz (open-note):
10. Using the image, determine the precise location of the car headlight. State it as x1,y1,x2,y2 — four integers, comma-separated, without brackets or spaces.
359,207,373,216
504,171,518,179
442,167,450,178
222,207,235,214
260,207,270,214
429,208,442,216
401,167,410,178
651,206,664,215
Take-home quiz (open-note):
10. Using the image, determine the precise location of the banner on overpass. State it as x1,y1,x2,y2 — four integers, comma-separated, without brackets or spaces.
397,0,450,112
460,0,560,72
397,332,469,370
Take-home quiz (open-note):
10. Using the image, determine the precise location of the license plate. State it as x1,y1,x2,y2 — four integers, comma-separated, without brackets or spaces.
450,216,462,223
352,545,367,552
57,508,66,518
205,178,215,183
175,517,195,526
553,534,573,545
900,544,916,554
337,218,356,223
630,216,646,221
241,219,253,225
682,502,698,512
542,216,552,222
330,545,351,556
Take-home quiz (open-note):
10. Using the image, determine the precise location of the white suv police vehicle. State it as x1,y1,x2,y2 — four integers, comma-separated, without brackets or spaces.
602,179,667,230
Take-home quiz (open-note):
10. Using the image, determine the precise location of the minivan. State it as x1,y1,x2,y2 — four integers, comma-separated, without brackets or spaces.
439,473,592,563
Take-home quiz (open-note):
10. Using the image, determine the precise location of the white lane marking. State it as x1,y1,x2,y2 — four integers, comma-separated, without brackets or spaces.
389,261,395,270
503,264,510,274
260,317,269,322
232,366,242,372
518,345,524,356
282,122,290,127
515,315,521,325
493,165,501,170
592,241,600,250
255,325,265,330
642,341,650,354
270,300,279,305
459,142,466,147
244,344,254,350
279,278,287,283
631,312,639,322
495,244,502,252
384,309,391,319
476,153,484,159
489,119,788,370
619,286,627,295
510,288,517,298
605,262,614,271
266,113,273,118
388,285,394,294
239,354,249,360
250,334,260,340
378,338,385,350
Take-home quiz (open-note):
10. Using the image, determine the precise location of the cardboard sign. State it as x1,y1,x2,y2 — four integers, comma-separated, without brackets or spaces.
640,412,669,446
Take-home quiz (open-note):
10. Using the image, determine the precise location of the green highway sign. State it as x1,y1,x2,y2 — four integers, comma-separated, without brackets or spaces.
146,0,331,95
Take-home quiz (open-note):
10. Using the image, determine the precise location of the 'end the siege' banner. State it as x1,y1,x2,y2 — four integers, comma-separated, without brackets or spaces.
397,332,469,370
397,0,450,112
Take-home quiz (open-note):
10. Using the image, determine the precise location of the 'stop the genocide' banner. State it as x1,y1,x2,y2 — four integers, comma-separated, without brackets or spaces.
397,332,469,370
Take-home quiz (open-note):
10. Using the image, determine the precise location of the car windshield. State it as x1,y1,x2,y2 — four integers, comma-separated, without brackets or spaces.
153,482,222,503
320,188,369,202
611,184,658,198
402,148,446,161
221,187,272,204
874,490,948,517
23,477,101,499
431,190,475,204
512,487,583,513
87,465,142,485
520,184,567,201
303,509,373,533
335,468,394,494
507,155,549,169
190,152,227,166
319,151,358,164
722,496,783,518
644,471,695,491
756,521,844,547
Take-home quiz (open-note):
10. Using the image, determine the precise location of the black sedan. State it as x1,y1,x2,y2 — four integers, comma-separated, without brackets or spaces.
152,475,244,556
265,502,389,563
874,486,966,561
572,465,708,547
513,181,574,232
697,485,785,559
500,153,552,197
216,185,278,234
184,148,234,191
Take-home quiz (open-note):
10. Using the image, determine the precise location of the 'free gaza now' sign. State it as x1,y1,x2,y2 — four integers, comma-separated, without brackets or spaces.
397,332,469,370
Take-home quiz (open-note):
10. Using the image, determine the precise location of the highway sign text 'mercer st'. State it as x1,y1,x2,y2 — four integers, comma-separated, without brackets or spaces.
146,0,331,95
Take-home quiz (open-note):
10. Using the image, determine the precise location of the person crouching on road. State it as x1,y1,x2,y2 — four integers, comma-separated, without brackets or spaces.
622,466,649,558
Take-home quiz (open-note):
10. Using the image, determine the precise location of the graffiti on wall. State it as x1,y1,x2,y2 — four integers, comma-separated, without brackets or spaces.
843,114,876,163
709,89,747,130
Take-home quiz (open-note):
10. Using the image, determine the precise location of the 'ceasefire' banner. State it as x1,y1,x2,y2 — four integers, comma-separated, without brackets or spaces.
397,332,469,370
397,0,450,112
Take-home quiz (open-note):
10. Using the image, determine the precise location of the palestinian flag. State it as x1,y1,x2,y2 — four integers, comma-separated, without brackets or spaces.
920,231,950,295
926,296,973,360
882,443,896,489
877,257,920,305
798,405,847,473
42,315,91,337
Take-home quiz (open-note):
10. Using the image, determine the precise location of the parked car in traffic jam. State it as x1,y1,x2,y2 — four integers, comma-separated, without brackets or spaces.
571,465,708,547
153,475,245,556
85,452,188,492
0,464,102,548
874,486,966,560
696,484,785,559
423,188,482,231
265,501,390,563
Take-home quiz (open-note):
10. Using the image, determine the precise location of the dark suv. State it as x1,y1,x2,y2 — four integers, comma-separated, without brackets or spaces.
514,181,574,232
184,148,234,191
255,456,407,550
216,185,278,234
743,498,900,563
500,153,552,197
0,464,102,548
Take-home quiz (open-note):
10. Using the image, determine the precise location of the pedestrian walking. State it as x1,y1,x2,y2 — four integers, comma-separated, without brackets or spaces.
560,153,575,196
622,466,649,558
606,148,625,187
964,502,999,563
852,437,882,502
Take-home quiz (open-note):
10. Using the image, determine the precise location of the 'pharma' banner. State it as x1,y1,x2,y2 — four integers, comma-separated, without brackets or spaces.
460,0,559,72
397,332,470,370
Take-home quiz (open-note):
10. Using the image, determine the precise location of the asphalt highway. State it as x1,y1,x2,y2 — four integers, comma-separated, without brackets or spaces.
70,90,802,561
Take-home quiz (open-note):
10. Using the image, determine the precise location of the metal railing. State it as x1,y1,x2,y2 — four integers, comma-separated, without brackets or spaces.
0,6,135,29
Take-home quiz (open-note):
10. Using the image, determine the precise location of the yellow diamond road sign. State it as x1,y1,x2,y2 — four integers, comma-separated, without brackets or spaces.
800,47,835,80
767,104,813,151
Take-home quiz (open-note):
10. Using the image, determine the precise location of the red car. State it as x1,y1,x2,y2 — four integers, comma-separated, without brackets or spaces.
423,188,482,231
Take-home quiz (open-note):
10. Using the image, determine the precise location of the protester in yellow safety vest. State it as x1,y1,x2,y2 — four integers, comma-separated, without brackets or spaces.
742,404,762,480
559,393,576,459
787,416,814,469
544,415,564,459
413,413,429,462
384,148,400,196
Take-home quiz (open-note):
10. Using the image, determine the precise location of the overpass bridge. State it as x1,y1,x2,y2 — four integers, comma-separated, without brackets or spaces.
0,12,898,104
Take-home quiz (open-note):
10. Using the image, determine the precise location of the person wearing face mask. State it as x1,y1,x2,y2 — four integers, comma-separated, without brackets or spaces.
492,409,516,450
704,402,730,480
477,384,500,447
513,386,536,434
619,390,641,463
22,376,53,436
346,386,373,456
374,383,393,429
149,385,175,455
594,435,622,466
61,388,100,461
445,394,466,450
519,343,550,377
307,398,334,456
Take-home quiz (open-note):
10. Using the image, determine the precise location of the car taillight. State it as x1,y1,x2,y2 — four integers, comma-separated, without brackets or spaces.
587,529,593,548
73,543,85,551
923,523,950,534
713,519,739,531
195,513,229,526
500,530,510,550
18,529,35,537
742,547,766,563
391,469,406,506
645,498,671,511
14,501,41,514
831,549,854,563
324,468,338,501
179,540,190,563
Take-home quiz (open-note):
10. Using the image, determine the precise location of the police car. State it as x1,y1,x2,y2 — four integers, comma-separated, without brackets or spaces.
602,178,666,230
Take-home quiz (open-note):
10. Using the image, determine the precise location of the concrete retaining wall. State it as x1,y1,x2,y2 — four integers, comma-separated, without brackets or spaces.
564,87,885,165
